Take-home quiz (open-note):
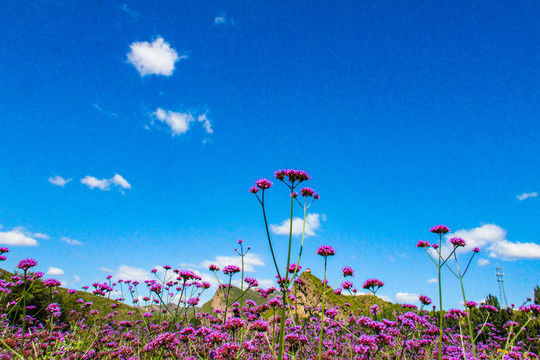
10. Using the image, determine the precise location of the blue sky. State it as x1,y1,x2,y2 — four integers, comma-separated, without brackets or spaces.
0,0,539,309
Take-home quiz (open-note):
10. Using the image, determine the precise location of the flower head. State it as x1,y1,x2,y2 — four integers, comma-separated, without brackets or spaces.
255,179,273,190
419,295,432,306
248,186,259,194
466,301,478,309
244,277,259,287
17,258,37,271
342,266,354,277
342,281,354,290
300,187,315,197
362,278,384,293
274,169,310,183
0,247,9,254
288,263,301,274
416,240,430,248
223,265,241,276
44,279,61,288
473,247,480,253
450,237,466,247
430,225,450,235
208,264,220,272
316,245,335,257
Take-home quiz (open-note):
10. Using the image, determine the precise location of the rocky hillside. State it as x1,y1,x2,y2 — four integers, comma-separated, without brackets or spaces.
199,272,401,321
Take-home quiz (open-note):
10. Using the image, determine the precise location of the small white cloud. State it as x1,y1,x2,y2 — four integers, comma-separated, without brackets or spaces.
153,108,194,136
127,37,185,77
214,16,226,25
33,232,49,239
73,275,81,284
270,213,324,237
112,174,131,189
427,278,438,284
93,104,119,118
395,292,419,303
60,280,68,287
81,176,110,190
61,237,83,246
48,176,72,187
47,267,64,275
198,113,213,134
0,228,38,246
517,192,537,201
257,278,276,288
214,14,235,26
81,174,131,193
200,253,265,272
110,265,154,283
478,258,490,266
447,224,540,260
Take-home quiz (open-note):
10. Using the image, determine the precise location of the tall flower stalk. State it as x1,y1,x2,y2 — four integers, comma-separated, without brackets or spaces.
416,225,456,360
445,244,480,357
316,245,335,360
250,169,316,360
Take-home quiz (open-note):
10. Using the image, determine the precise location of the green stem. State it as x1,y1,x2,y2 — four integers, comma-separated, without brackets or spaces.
318,257,327,360
455,253,476,357
437,234,443,360
277,184,296,360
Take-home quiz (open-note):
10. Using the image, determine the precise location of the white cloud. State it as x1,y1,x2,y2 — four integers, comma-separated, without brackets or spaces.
33,232,49,239
517,192,537,201
48,176,72,187
395,292,419,303
112,174,131,189
270,213,324,237
127,37,185,77
214,16,226,25
198,113,213,134
214,14,235,26
447,224,540,260
81,176,110,190
0,228,38,246
47,267,64,275
93,104,119,118
427,278,438,284
200,253,265,272
61,280,68,287
153,108,194,136
81,174,131,193
478,258,490,266
73,275,81,284
61,237,83,246
112,265,154,283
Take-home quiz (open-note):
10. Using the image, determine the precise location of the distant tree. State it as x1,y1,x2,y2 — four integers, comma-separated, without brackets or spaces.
485,293,500,310
535,285,540,305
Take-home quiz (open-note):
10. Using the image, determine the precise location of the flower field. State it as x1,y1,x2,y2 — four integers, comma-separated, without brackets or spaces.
0,170,538,359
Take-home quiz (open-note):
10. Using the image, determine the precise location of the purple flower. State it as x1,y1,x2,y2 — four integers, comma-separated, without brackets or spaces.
244,277,259,287
237,239,243,244
466,301,478,309
419,295,432,306
342,281,353,290
430,225,450,234
255,178,273,190
416,240,430,248
473,247,480,253
274,169,310,183
450,237,466,247
342,266,354,277
431,243,439,249
208,264,220,272
0,247,9,254
223,265,241,275
288,263,301,274
17,258,37,271
363,278,384,294
316,245,335,257
44,279,61,288
300,187,315,197
248,185,259,194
